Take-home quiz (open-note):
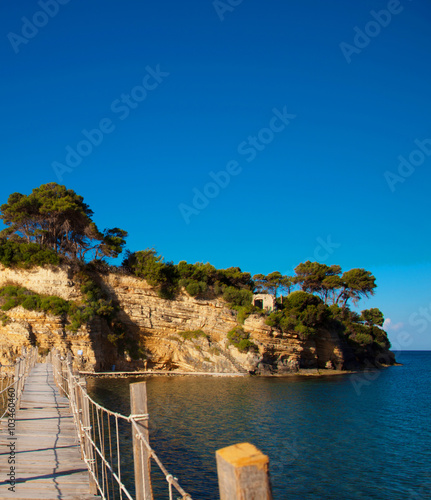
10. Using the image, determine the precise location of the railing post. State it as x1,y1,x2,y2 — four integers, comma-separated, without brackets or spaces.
58,355,66,397
18,358,24,407
14,359,20,403
216,443,273,500
130,382,153,500
73,371,84,459
79,377,98,495
53,350,59,388
66,359,74,412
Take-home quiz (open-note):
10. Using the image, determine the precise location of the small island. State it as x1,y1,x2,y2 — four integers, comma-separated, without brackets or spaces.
0,183,395,375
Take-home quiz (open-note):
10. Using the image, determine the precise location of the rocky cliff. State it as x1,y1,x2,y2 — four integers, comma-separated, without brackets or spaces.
0,264,390,374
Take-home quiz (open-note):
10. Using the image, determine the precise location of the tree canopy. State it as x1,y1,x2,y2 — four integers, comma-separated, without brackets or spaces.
122,248,253,302
361,308,384,327
253,272,293,298
0,183,127,261
293,261,376,307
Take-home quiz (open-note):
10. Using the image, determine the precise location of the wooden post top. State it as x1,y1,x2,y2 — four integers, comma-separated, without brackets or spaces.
216,443,269,469
216,443,272,500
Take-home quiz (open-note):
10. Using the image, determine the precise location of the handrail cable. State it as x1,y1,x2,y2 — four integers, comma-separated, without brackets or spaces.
0,347,38,419
50,350,192,500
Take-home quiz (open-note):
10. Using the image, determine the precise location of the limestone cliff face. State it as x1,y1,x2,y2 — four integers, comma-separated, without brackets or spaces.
0,264,364,374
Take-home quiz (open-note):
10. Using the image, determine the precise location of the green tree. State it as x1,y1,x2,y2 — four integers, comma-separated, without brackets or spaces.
253,271,293,298
336,269,377,306
217,267,253,290
124,249,168,285
96,228,128,259
0,183,127,261
361,308,384,327
293,261,342,303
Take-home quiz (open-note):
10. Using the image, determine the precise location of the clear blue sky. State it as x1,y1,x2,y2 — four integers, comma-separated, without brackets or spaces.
1,0,430,349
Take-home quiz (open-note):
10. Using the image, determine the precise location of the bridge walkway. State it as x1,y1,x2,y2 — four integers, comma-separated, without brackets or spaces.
0,363,97,500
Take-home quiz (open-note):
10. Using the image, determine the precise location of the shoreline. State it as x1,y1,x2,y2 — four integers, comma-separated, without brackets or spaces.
79,368,355,378
79,363,402,379
79,370,249,378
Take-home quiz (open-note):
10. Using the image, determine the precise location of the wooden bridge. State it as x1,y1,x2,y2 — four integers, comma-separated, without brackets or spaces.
0,362,95,499
0,349,273,500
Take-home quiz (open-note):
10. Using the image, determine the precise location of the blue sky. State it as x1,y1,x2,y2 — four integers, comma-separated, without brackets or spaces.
1,0,430,349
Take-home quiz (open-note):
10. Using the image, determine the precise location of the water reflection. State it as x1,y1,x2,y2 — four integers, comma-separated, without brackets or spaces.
87,354,431,500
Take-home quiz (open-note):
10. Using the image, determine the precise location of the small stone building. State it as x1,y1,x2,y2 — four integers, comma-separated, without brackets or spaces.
252,294,275,311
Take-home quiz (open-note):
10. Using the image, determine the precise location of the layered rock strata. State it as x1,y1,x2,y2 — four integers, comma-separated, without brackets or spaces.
0,265,379,374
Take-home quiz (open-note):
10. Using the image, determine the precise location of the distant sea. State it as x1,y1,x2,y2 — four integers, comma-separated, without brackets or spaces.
87,351,431,499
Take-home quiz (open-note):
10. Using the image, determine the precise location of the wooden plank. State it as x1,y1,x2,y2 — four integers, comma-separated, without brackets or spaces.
0,363,93,500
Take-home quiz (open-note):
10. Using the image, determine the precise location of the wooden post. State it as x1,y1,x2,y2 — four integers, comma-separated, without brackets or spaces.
74,372,84,460
67,351,72,372
58,355,66,397
130,382,153,500
79,377,98,495
14,359,20,402
17,357,25,409
53,354,59,392
52,352,57,385
66,360,74,412
216,443,273,500
18,358,23,406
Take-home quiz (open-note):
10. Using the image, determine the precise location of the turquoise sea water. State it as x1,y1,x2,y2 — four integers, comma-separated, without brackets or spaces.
87,351,431,499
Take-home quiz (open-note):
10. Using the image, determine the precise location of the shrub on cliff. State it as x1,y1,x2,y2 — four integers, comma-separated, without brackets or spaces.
222,287,252,307
234,304,265,324
227,326,258,353
265,291,328,338
178,329,209,340
123,249,179,298
0,239,61,268
183,280,207,297
0,280,114,333
0,286,70,317
123,249,253,302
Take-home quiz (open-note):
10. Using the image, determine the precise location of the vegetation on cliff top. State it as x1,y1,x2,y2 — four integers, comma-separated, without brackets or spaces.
0,183,127,262
266,290,390,349
0,183,391,360
122,248,254,305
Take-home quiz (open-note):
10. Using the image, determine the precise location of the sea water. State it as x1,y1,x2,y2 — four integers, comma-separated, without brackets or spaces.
87,351,431,499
